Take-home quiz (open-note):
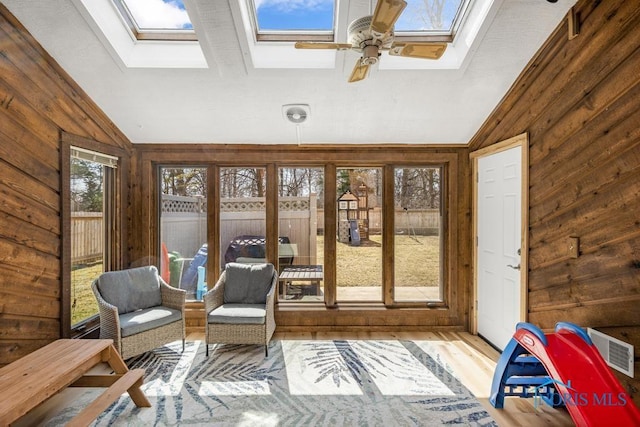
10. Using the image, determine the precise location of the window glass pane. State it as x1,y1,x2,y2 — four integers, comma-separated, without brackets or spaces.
394,167,442,302
119,0,193,30
278,167,324,302
336,168,383,302
160,167,207,300
219,168,267,271
70,158,105,326
395,0,464,34
252,0,334,31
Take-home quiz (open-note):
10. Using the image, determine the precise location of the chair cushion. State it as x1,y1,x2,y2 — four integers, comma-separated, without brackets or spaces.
97,266,162,314
119,306,182,337
235,257,267,264
223,262,274,304
207,303,266,325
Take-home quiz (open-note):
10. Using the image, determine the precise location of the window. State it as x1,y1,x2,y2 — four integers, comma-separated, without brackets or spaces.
149,157,451,312
159,167,207,300
393,167,443,302
336,168,383,302
278,167,325,303
394,0,470,42
219,167,267,271
113,0,197,41
77,0,206,68
249,0,336,42
69,147,118,327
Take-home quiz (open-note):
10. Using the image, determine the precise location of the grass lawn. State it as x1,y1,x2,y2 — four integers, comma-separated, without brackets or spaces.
70,234,440,322
319,234,440,287
71,263,102,326
391,235,441,287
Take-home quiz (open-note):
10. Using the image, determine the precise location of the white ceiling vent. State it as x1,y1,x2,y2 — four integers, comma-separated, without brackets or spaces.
587,328,635,377
283,104,310,124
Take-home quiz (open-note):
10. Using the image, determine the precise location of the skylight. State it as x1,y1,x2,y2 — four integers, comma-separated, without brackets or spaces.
76,0,206,68
250,0,336,42
395,0,469,41
235,0,484,70
114,0,197,41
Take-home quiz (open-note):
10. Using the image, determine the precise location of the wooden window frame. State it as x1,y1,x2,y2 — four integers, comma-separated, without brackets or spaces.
152,159,453,309
389,165,446,306
138,146,462,328
60,132,128,338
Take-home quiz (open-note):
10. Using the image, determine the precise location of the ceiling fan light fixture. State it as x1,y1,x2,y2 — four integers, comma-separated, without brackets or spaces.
294,0,445,83
362,45,380,64
282,104,310,124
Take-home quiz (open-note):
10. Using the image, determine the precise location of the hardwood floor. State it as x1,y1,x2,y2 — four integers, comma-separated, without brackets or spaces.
192,330,574,426
17,331,574,426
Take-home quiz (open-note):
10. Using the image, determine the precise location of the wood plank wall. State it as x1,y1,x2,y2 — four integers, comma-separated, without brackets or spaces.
468,0,640,404
3,0,638,404
0,5,131,366
130,145,472,331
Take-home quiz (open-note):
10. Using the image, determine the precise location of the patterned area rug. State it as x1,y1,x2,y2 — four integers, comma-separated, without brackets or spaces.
48,340,496,426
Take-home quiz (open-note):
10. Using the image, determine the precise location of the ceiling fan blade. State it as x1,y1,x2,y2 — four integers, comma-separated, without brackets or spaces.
371,0,407,35
388,43,447,59
295,42,352,50
348,59,370,83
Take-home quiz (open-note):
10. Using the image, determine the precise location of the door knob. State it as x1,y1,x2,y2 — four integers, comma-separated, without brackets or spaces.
507,264,521,270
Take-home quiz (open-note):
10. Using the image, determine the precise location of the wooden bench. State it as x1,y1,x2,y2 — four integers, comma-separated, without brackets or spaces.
0,339,151,426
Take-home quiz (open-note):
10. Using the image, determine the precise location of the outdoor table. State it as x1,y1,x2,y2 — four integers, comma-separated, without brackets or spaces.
278,264,323,298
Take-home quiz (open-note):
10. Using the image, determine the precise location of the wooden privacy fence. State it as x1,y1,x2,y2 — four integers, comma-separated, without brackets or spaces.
71,212,103,264
392,208,441,235
317,208,440,235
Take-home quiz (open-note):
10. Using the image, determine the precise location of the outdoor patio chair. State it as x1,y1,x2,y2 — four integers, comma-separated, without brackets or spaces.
204,262,277,357
92,265,187,360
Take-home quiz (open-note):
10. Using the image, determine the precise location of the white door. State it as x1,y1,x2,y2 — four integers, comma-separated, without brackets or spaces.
476,145,524,350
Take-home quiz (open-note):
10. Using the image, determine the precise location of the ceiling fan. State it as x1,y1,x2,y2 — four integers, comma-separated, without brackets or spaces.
294,0,447,83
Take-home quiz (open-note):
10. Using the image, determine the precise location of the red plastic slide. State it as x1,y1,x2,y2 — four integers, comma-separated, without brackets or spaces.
512,322,640,426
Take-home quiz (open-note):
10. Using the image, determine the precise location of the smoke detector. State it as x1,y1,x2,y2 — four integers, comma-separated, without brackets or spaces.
283,104,310,124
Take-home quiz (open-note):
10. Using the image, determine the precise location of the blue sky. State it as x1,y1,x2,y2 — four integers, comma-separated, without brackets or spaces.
124,0,462,33
123,0,193,30
254,0,334,31
254,0,462,33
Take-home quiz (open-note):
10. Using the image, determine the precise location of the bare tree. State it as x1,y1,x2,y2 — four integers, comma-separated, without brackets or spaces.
220,168,266,198
423,0,446,29
161,168,206,196
279,168,307,196
279,168,324,203
403,0,449,30
394,167,441,209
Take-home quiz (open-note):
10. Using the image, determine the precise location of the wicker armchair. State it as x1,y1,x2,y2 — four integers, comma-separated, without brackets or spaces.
92,266,187,360
204,263,277,357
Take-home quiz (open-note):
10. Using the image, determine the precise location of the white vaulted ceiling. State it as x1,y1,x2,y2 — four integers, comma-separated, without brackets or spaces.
3,0,575,144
